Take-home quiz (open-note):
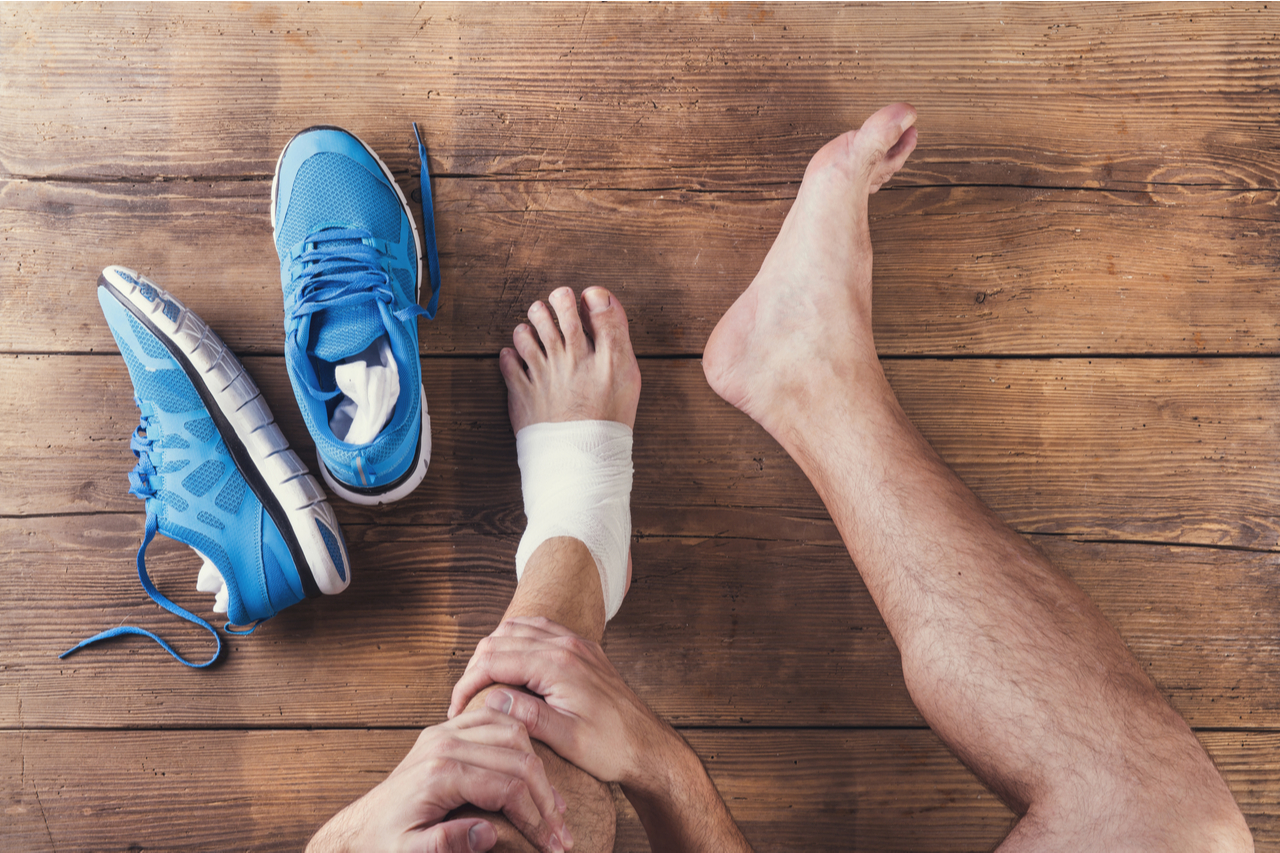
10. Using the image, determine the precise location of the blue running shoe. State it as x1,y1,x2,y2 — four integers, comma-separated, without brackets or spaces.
272,126,431,505
62,266,351,668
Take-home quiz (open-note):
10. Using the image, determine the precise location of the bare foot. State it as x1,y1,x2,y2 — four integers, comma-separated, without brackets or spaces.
500,286,641,432
702,103,918,437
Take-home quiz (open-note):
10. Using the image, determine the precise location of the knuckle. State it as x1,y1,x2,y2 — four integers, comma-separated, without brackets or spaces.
504,776,530,803
516,750,540,774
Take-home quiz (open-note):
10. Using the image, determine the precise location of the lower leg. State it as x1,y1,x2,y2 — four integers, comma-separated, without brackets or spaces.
455,285,641,853
457,538,614,853
704,103,1250,849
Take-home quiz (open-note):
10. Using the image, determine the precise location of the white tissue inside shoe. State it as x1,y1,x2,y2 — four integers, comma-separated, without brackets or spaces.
194,548,230,615
329,337,400,444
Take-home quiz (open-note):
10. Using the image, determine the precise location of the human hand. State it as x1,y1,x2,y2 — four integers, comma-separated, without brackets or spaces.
447,616,679,788
307,706,573,853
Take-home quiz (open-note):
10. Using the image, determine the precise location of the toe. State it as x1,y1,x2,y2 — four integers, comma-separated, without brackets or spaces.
580,287,632,350
856,102,917,153
498,346,530,389
527,300,563,354
512,323,545,370
855,102,918,191
548,287,587,355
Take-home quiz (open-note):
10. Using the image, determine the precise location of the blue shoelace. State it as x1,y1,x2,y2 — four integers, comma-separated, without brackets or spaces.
284,229,428,400
61,409,226,668
414,122,443,320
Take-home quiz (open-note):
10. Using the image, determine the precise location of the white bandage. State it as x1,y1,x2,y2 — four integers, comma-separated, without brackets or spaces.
514,420,633,621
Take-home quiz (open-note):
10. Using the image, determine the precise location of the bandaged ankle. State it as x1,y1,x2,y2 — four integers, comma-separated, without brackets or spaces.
515,420,633,621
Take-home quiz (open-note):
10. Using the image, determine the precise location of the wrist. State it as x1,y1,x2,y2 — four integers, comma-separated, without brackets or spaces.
618,720,701,805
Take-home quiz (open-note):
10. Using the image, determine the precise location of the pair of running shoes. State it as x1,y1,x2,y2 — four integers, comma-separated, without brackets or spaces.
64,126,441,667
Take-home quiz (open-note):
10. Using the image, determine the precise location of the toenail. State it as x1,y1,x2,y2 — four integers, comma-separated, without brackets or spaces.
583,288,610,312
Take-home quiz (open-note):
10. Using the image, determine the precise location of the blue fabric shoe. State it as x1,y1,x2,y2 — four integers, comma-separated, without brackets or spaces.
272,126,431,505
62,267,351,668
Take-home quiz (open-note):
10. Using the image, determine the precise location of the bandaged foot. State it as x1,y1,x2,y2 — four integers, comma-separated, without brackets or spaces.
500,286,642,621
515,420,633,619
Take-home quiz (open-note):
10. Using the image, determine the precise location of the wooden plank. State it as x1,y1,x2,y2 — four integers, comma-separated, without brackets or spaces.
6,356,1280,549
4,514,1277,729
4,728,1276,851
2,4,1278,191
4,178,1279,357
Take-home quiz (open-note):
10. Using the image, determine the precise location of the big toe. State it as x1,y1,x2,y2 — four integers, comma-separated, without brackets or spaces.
854,102,918,190
581,287,632,350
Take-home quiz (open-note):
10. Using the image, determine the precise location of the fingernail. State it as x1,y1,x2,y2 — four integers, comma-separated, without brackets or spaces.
549,835,565,853
486,689,514,715
583,288,610,312
468,820,496,851
553,785,567,813
560,822,574,848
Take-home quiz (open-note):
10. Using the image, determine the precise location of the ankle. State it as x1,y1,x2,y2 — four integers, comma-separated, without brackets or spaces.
505,537,607,642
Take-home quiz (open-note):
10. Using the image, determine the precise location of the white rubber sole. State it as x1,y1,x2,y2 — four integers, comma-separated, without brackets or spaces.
100,265,351,597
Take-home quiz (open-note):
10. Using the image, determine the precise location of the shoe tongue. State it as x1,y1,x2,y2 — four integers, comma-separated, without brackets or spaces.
312,302,386,362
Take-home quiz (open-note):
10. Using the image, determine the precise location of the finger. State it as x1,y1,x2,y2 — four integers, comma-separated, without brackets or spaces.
451,624,601,718
486,689,581,761
443,708,540,757
451,643,561,716
434,735,563,840
417,818,497,853
493,616,578,638
446,761,568,853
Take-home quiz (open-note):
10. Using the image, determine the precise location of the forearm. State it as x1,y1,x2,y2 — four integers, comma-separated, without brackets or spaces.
621,726,752,853
306,795,367,853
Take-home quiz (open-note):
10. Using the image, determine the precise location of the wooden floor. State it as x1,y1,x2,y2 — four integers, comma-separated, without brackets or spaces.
3,3,1279,850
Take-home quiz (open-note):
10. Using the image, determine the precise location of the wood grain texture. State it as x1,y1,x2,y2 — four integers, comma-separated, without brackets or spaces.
3,4,1278,190
4,515,1276,729
4,3,1278,847
7,355,1280,548
4,177,1279,356
4,728,1276,852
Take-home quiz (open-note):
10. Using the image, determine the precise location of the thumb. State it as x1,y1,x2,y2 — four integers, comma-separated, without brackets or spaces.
417,818,497,853
486,689,577,756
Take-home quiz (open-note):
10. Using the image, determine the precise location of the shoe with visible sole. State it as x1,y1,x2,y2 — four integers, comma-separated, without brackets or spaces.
272,125,431,505
62,266,351,668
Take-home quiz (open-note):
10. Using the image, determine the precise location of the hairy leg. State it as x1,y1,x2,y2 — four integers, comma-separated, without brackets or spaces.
703,103,1251,851
453,286,641,853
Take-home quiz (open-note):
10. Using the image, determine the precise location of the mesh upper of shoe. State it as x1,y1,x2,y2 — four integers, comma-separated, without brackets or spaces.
276,152,404,274
107,306,305,624
279,153,409,367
